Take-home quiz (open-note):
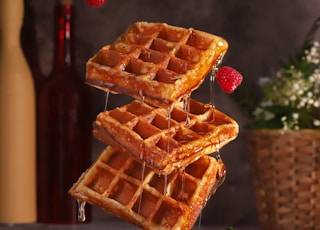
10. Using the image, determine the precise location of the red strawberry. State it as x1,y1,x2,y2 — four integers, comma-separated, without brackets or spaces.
85,0,107,8
216,66,243,93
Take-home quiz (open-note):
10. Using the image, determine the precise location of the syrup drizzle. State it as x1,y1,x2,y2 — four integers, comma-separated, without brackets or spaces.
197,210,203,230
209,69,216,107
137,161,146,217
183,95,191,127
163,175,168,195
209,54,223,107
77,200,86,222
139,143,144,160
104,90,110,111
210,150,227,188
211,149,221,162
139,90,145,105
163,105,174,195
180,170,185,199
167,106,173,153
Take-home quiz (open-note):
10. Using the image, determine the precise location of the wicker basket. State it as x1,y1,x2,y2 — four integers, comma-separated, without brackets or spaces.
247,129,320,230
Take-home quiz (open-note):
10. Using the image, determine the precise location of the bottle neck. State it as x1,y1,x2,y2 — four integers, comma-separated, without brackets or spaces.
53,2,75,70
0,0,24,48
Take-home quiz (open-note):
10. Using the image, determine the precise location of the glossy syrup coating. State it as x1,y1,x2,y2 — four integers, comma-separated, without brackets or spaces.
69,146,226,230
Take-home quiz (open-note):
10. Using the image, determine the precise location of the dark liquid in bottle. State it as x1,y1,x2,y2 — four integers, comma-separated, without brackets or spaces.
37,2,92,224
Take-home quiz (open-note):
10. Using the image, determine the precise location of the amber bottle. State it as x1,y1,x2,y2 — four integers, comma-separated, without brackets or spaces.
0,0,37,223
37,0,92,224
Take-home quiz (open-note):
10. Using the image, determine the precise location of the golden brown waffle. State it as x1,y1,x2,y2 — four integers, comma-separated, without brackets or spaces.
93,98,238,175
86,22,228,108
69,146,226,230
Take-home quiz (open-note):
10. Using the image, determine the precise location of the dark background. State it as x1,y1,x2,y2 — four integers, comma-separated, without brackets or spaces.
22,0,320,227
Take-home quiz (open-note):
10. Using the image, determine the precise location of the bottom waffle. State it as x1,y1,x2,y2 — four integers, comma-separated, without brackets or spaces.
69,146,226,230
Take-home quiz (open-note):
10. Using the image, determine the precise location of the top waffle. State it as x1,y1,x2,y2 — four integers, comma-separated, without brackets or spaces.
93,98,238,175
86,22,228,108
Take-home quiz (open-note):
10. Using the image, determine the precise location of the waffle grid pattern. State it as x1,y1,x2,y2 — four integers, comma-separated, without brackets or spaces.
94,98,238,175
70,146,226,230
86,22,228,107
70,22,236,229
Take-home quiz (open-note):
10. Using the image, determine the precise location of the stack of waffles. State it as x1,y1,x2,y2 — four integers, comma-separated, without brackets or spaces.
69,22,239,229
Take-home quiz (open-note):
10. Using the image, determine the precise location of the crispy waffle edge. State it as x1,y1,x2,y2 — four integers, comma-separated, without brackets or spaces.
92,99,238,175
85,22,228,108
69,146,227,230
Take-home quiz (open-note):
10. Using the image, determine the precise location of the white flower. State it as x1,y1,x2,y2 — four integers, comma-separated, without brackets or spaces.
292,113,299,120
308,98,314,105
251,32,320,130
297,89,304,95
261,101,272,107
313,119,320,127
306,41,320,64
293,83,300,90
290,95,297,101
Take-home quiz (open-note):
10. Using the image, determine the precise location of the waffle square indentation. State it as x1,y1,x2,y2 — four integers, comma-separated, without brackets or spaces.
132,190,159,219
85,166,115,195
86,22,228,107
152,200,183,227
171,174,197,202
109,178,138,206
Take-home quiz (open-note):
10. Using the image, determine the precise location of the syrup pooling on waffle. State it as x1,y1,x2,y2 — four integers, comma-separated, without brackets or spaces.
93,98,238,175
69,146,226,230
86,22,228,108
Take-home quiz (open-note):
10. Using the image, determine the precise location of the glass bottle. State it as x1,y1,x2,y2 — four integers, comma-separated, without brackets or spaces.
37,0,92,224
21,0,45,93
0,0,37,224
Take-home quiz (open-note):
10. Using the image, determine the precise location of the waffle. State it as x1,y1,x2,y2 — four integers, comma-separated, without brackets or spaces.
93,98,238,175
69,146,226,230
86,22,228,108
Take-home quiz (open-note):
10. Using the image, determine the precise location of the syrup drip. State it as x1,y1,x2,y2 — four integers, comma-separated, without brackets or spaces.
209,69,215,107
104,90,110,111
77,200,86,222
167,106,172,153
197,210,203,230
141,161,146,182
183,95,191,127
211,150,221,161
209,54,223,107
139,143,144,160
163,175,168,195
139,90,145,105
180,170,185,199
217,169,227,188
164,105,174,195
137,161,146,216
210,150,226,187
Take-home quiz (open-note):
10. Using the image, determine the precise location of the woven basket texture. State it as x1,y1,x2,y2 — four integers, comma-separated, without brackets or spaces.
247,129,320,230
